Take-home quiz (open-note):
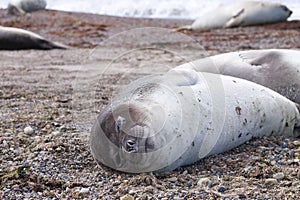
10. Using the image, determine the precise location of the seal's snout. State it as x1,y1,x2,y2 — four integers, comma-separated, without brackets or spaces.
281,5,292,16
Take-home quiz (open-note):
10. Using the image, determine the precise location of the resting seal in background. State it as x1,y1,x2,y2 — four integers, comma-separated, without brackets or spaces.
91,69,300,173
176,49,300,104
178,1,292,30
0,26,68,50
8,0,47,15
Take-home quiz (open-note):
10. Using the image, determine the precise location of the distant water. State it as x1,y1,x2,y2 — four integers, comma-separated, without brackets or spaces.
1,0,299,20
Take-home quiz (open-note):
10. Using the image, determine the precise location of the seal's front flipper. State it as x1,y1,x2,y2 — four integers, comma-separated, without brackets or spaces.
166,68,199,86
293,103,300,138
225,8,245,28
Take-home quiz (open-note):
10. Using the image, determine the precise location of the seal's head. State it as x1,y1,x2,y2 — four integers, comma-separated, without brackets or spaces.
279,5,293,17
90,71,202,173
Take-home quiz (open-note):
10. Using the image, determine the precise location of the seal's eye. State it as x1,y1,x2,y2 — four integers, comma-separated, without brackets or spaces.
125,139,137,153
115,116,126,133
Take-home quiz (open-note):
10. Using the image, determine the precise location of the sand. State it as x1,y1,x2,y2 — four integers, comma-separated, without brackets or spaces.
0,9,300,199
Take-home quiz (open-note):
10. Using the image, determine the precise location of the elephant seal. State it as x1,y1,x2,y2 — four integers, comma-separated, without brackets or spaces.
176,49,300,104
8,0,47,15
91,69,300,173
0,26,68,50
178,1,292,30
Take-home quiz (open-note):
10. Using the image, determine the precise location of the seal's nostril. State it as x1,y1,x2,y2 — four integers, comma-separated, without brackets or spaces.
125,139,137,153
127,139,136,147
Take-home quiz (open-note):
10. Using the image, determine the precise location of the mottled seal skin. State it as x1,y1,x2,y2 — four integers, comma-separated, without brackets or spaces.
0,26,68,50
8,0,46,15
176,49,300,104
178,1,292,30
91,69,300,173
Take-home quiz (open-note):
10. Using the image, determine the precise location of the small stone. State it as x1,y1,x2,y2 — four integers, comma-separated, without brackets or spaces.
120,194,134,200
217,185,227,193
24,126,34,134
273,172,285,180
173,196,183,200
289,149,295,158
182,170,188,175
293,141,300,146
197,177,212,188
79,187,89,194
274,147,282,153
4,188,10,193
128,189,136,194
270,160,276,165
279,141,288,148
45,124,51,129
59,125,67,132
186,181,192,187
265,178,277,186
52,131,61,136
168,177,177,182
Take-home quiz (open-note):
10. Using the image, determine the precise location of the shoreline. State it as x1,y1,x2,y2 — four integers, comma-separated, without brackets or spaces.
1,9,299,51
0,9,300,199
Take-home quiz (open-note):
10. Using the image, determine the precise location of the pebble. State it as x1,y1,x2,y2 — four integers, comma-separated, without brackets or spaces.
273,172,285,180
274,147,282,153
128,189,136,194
59,125,67,132
168,177,177,182
270,160,276,165
45,124,51,129
197,177,212,188
79,187,89,194
182,170,188,175
293,141,300,146
24,126,34,134
4,188,10,193
217,185,227,193
52,131,61,137
289,149,295,158
279,141,288,148
120,194,134,200
173,196,183,200
265,178,277,186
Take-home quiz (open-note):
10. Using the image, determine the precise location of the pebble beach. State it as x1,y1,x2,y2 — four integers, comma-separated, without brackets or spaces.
0,9,300,199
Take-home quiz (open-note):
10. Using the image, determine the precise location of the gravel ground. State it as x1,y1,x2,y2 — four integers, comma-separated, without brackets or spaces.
0,9,300,199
